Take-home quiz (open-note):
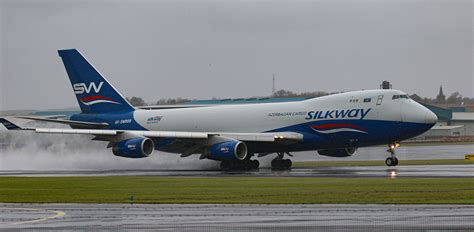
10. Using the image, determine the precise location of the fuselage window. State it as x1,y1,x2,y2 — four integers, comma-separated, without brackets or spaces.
363,98,371,103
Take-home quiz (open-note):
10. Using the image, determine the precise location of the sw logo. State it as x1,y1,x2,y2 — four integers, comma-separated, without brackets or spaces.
74,81,120,105
74,81,104,94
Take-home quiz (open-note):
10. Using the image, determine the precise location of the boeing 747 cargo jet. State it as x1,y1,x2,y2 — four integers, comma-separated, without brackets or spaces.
0,49,437,170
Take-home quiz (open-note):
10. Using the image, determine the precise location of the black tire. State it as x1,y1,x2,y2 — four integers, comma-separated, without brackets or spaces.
393,157,399,166
271,159,292,170
220,161,231,170
251,160,260,169
271,159,278,168
385,157,393,167
243,160,251,170
230,161,239,170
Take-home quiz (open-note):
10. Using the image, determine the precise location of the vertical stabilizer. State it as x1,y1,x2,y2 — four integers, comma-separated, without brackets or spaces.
58,49,134,114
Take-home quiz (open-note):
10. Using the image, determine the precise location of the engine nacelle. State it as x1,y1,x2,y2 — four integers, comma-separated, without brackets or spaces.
317,147,357,157
112,137,154,158
207,141,248,161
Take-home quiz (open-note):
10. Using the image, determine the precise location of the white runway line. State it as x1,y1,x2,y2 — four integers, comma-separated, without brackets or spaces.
0,207,66,225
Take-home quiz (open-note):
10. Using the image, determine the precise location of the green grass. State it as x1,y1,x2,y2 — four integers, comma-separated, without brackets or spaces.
1,177,474,204
293,159,474,167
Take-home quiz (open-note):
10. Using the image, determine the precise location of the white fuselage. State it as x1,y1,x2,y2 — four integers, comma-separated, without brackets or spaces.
133,89,435,134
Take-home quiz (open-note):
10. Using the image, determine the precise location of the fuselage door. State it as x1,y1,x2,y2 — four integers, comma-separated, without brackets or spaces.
376,95,384,105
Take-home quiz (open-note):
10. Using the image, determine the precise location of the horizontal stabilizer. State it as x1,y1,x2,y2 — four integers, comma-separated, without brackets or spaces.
0,118,26,130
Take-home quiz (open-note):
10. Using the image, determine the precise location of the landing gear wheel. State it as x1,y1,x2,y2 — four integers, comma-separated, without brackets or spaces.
220,160,231,170
385,157,399,167
250,160,260,169
220,160,260,171
385,143,400,167
271,159,292,170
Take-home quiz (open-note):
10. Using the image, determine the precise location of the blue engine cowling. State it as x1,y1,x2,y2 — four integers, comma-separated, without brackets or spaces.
317,147,357,157
207,141,248,161
112,137,154,158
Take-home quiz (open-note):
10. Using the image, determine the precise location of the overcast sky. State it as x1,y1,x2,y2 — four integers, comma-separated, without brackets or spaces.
1,0,472,111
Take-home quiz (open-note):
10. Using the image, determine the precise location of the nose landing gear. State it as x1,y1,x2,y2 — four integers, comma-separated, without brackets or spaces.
385,143,400,167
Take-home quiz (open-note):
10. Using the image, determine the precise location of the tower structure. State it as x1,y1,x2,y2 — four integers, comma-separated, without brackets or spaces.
436,85,446,104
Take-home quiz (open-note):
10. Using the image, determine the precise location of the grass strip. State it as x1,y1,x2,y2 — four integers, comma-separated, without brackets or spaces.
293,159,474,167
1,177,473,204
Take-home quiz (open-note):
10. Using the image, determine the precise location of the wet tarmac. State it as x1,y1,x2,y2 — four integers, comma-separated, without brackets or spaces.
1,144,473,230
1,164,473,178
1,204,473,231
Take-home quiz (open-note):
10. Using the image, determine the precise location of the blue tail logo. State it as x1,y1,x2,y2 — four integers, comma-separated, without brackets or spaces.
58,49,134,114
73,81,103,94
73,81,121,106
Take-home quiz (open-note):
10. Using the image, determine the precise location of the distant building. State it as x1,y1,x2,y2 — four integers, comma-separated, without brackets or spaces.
451,112,474,136
436,85,446,104
415,104,474,139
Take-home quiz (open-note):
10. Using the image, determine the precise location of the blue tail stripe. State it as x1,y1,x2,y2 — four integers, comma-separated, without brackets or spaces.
58,49,134,114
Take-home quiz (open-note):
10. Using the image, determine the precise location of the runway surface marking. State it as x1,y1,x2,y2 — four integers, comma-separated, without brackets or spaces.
0,204,473,230
0,207,66,225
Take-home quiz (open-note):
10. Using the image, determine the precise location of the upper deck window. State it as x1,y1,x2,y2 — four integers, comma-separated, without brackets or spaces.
363,98,371,103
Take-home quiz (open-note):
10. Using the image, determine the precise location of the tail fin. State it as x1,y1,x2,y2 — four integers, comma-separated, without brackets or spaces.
58,49,134,114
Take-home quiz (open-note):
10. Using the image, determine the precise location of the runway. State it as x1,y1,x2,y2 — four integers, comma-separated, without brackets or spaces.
1,164,473,178
1,204,473,230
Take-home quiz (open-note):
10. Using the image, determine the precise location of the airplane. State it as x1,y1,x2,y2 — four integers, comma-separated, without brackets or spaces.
0,49,438,170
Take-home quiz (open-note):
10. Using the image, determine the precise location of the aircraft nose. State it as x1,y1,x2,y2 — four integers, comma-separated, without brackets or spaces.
401,101,438,125
424,108,438,125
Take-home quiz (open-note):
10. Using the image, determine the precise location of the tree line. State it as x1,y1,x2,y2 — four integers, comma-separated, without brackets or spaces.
126,90,474,107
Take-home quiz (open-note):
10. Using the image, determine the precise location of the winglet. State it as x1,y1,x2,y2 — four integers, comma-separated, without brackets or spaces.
0,118,23,130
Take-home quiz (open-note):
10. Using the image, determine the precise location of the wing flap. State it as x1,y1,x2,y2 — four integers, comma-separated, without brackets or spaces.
216,132,304,142
140,131,209,139
35,128,117,135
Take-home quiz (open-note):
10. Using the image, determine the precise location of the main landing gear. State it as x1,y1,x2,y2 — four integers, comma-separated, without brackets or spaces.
271,152,293,170
385,143,400,167
220,159,260,171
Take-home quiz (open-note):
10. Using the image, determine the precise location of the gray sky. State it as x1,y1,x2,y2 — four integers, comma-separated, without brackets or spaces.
1,0,473,111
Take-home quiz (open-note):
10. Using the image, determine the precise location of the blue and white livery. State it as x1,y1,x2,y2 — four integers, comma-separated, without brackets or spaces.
0,49,437,169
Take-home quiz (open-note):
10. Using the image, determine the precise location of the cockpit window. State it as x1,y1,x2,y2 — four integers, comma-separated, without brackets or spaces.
392,94,409,100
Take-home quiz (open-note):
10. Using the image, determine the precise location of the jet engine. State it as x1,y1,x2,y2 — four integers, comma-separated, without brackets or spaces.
207,140,248,161
112,137,154,158
317,147,357,157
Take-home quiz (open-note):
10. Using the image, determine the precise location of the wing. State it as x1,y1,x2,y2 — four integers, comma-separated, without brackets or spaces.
0,118,303,156
16,116,109,129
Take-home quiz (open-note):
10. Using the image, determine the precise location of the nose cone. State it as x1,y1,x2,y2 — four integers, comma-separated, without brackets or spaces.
399,102,438,139
401,101,437,126
424,108,438,125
